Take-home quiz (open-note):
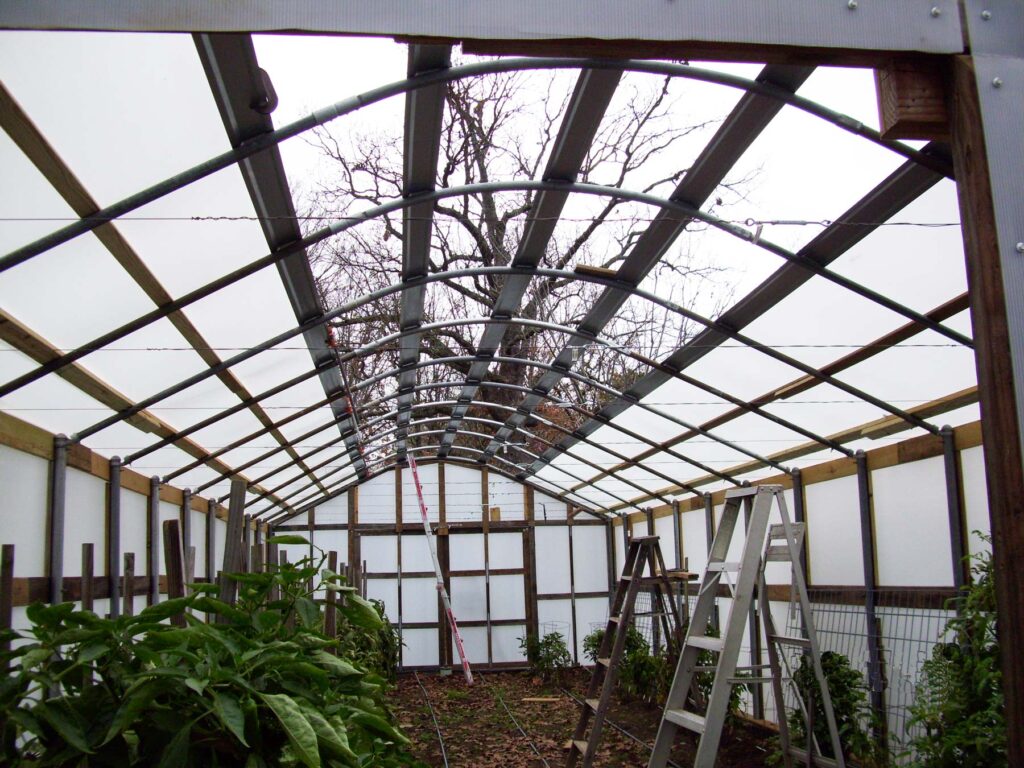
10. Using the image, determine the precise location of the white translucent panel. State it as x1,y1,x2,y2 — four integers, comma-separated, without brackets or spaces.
120,486,149,568
488,532,523,570
402,463,440,523
400,535,435,573
653,513,677,568
492,624,528,663
572,526,608,592
312,494,347,525
156,500,181,576
311,528,346,562
0,32,228,205
0,445,49,575
365,578,398,622
960,445,991,555
534,526,569,594
283,511,308,526
453,626,488,665
537,600,573,645
534,492,567,521
575,597,611,661
360,535,397,572
680,508,708,574
805,474,864,585
402,628,439,667
188,508,207,577
401,577,438,623
356,471,396,524
873,456,953,586
449,533,484,571
444,464,483,522
489,575,525,621
449,575,486,621
487,475,524,519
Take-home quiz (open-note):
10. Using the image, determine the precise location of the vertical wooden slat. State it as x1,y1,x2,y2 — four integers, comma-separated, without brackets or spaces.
47,434,68,604
395,467,404,666
856,451,888,748
523,485,539,640
704,493,719,632
347,486,359,576
80,543,94,612
1,544,14,664
147,476,160,606
162,519,186,627
482,468,493,665
325,550,338,640
217,479,247,611
204,497,215,583
122,552,135,617
568,508,578,664
107,456,122,617
181,488,192,568
243,514,252,573
437,530,452,668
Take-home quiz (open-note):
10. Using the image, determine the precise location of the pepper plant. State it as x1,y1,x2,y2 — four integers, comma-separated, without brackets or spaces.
0,535,422,768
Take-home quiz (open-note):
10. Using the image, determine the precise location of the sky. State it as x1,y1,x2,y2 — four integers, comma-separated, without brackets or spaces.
0,30,977,510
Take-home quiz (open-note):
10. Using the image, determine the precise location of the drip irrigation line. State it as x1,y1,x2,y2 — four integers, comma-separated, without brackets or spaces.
493,688,552,768
413,671,450,768
560,688,686,768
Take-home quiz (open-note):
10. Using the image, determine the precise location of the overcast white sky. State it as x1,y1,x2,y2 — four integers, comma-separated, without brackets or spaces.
0,30,976,508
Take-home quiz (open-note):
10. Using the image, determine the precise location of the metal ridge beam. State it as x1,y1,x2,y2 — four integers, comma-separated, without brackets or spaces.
394,44,452,463
437,66,623,457
483,63,813,463
527,141,954,476
194,33,356,488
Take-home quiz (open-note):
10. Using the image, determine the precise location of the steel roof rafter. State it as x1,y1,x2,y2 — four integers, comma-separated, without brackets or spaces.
436,65,623,457
534,143,955,475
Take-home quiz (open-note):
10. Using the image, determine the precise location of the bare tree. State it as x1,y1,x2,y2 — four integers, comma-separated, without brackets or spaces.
301,64,743,462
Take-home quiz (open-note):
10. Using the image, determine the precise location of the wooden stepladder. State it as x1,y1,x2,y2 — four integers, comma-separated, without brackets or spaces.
566,535,683,768
648,485,845,768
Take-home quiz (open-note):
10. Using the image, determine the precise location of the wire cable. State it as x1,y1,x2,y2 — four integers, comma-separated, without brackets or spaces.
413,671,450,768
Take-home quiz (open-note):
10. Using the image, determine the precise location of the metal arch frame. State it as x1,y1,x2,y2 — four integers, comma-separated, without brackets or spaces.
31,180,955,446
0,54,954,276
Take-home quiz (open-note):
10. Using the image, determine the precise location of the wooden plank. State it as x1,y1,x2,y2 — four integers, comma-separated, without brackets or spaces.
1,544,13,664
80,543,94,611
122,552,135,617
162,519,186,627
347,486,360,572
523,485,539,638
875,57,949,140
217,479,247,611
325,550,338,640
950,54,1024,763
147,476,160,606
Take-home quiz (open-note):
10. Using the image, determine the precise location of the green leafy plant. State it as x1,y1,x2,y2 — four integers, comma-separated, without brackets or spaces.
907,536,1006,767
336,597,401,684
519,631,572,683
0,535,421,768
582,624,647,665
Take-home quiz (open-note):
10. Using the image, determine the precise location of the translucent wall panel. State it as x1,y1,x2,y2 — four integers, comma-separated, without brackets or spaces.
487,532,523,570
534,526,570,595
960,445,991,555
401,577,438,624
361,535,397,572
572,526,608,593
402,628,439,667
449,575,486,621
805,474,864,585
680,508,708,574
489,575,525,621
0,445,48,576
492,625,527,663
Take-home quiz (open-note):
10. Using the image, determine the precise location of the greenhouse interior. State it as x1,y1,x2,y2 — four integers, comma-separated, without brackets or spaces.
0,3,1021,767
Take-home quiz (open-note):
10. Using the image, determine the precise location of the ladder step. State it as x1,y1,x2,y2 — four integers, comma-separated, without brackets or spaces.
765,545,792,561
664,708,706,733
597,657,612,667
789,747,840,768
706,561,740,572
608,615,621,624
686,635,725,652
769,523,805,540
769,633,811,648
724,486,761,499
571,739,590,753
585,698,600,711
630,535,659,542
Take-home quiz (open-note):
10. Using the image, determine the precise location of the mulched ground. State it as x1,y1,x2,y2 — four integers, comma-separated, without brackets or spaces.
389,668,774,767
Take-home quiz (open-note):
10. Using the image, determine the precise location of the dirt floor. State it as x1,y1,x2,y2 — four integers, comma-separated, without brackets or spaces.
389,668,775,767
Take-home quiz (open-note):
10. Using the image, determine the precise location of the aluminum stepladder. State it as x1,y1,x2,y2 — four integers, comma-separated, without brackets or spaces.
566,535,683,768
648,485,845,768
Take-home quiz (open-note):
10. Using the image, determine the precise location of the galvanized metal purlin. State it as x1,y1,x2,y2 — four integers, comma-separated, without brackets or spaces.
263,446,613,527
436,66,624,458
482,64,813,465
528,146,953,477
395,44,452,464
195,33,363,485
239,401,684,510
0,56,952,277
252,427,635,520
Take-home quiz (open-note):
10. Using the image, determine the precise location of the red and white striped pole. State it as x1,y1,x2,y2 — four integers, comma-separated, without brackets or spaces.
408,455,473,684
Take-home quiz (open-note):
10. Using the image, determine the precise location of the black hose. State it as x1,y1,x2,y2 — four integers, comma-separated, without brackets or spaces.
560,688,686,768
494,688,552,768
414,671,450,768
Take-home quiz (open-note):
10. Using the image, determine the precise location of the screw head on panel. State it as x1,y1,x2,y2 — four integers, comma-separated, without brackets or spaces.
931,6,941,17
847,0,858,8
992,77,1003,88
1015,242,1024,254
981,10,993,20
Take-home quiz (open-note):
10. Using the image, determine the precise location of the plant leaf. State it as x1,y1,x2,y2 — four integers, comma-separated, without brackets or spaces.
339,593,383,631
313,651,362,679
299,702,358,762
35,700,94,754
157,721,191,768
103,680,161,744
349,711,410,745
137,597,192,622
260,692,321,768
213,690,250,746
268,534,310,546
295,597,321,629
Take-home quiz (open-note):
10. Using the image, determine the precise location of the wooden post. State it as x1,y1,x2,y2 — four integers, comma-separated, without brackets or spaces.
80,543,94,612
217,479,247,612
243,513,253,573
325,550,338,640
437,530,452,668
1,544,14,665
162,519,186,627
181,488,192,568
949,50,1024,761
856,452,888,749
147,476,160,606
704,493,719,632
107,456,122,617
568,508,579,664
395,467,404,666
204,497,215,583
122,552,135,617
523,485,539,640
347,486,359,575
47,435,68,604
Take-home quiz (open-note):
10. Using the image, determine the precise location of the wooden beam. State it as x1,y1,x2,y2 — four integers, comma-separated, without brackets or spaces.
162,519,186,627
875,56,950,140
